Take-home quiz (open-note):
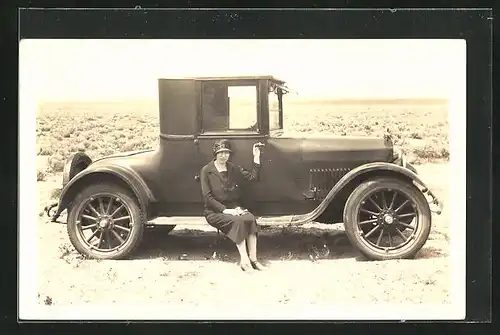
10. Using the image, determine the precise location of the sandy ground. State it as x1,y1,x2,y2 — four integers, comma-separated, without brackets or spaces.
34,162,451,310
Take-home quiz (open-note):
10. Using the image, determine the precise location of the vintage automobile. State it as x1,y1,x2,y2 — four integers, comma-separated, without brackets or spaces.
47,75,443,261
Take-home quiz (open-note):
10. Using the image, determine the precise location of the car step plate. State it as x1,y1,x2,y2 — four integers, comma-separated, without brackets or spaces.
148,215,297,227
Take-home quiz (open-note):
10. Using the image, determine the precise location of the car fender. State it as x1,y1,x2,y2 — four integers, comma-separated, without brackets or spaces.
316,162,442,216
278,162,442,226
331,161,429,196
51,163,157,221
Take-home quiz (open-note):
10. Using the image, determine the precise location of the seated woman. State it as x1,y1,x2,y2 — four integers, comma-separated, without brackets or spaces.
200,139,266,271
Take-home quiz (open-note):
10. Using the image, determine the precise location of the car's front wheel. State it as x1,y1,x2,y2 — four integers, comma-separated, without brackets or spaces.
67,183,145,260
343,177,431,261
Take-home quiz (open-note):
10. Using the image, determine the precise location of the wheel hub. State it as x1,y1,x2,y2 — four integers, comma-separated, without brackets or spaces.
378,210,397,227
98,216,113,229
383,214,394,224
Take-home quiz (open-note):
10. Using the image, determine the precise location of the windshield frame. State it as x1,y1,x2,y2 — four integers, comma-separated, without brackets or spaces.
268,82,286,132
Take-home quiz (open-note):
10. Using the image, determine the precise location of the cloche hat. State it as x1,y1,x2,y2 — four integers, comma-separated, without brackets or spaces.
213,139,232,155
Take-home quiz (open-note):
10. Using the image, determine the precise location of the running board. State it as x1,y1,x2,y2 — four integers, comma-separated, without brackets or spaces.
147,215,304,227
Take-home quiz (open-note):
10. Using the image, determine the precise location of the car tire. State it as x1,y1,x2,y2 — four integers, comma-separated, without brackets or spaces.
67,183,145,260
62,152,92,187
343,177,431,261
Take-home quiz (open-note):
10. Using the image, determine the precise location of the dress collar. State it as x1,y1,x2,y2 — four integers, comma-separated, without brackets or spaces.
208,160,233,181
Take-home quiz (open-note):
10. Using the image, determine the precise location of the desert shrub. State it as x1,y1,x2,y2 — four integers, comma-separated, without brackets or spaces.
38,147,53,156
440,147,450,159
409,132,423,139
61,128,75,138
37,169,46,181
48,155,65,173
51,187,62,199
411,144,449,161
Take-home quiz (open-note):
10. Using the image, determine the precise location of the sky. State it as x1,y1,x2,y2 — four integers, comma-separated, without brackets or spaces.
19,39,466,101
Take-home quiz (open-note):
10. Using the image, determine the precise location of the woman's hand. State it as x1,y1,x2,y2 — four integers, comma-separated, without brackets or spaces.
235,207,248,215
253,142,264,164
223,208,248,216
253,142,264,156
223,208,240,216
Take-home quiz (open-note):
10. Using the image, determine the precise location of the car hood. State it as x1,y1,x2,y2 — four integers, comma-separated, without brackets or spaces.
298,135,393,163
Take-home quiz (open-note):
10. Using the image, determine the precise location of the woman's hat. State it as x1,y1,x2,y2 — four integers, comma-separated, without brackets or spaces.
213,139,232,155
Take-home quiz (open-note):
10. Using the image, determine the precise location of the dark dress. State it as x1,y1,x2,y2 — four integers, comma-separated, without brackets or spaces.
200,160,261,244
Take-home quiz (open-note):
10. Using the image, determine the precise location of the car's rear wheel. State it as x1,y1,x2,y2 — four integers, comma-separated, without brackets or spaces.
67,183,145,260
343,177,431,261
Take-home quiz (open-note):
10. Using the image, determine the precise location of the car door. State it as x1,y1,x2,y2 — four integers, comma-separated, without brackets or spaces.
195,79,268,210
247,137,318,216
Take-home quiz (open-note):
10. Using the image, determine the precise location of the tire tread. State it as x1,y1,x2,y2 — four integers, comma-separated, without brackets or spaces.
343,177,431,261
66,182,145,260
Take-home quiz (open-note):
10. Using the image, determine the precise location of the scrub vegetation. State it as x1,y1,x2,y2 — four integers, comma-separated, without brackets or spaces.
36,98,449,175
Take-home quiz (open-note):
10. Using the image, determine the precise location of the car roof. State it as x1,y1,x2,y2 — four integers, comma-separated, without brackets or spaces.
159,75,286,84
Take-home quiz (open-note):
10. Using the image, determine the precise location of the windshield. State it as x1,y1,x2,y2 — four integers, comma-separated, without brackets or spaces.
268,83,284,131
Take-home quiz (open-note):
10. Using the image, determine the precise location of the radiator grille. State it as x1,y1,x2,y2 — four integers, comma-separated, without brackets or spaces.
309,168,351,200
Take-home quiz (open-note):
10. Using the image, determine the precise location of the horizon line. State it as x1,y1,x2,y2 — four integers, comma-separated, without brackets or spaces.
37,97,449,105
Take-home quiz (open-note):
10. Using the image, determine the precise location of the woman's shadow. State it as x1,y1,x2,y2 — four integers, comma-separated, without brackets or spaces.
135,225,359,263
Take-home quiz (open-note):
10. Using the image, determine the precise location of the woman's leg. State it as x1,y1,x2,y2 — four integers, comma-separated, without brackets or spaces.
206,212,256,270
235,239,251,266
246,233,258,262
246,233,265,270
241,213,259,261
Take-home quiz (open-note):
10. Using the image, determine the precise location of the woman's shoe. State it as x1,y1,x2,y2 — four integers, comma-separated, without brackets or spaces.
250,260,266,271
240,262,253,272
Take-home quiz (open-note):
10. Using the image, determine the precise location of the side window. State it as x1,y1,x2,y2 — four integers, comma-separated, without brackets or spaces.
201,82,258,132
201,83,228,131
